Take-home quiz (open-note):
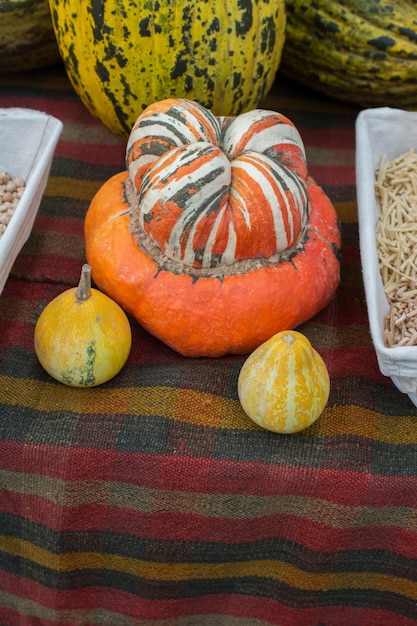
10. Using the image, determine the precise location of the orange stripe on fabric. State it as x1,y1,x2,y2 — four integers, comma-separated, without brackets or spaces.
1,534,417,599
0,375,416,440
0,376,250,429
334,200,358,223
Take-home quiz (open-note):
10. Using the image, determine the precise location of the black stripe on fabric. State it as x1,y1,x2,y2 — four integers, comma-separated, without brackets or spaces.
0,351,242,398
340,222,360,245
37,195,90,221
288,111,357,129
0,409,172,453
0,82,77,104
2,400,417,473
51,157,125,181
3,397,417,473
321,184,356,203
2,513,417,577
1,553,417,619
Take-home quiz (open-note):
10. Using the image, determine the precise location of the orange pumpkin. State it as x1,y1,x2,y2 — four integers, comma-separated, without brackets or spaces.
85,98,340,357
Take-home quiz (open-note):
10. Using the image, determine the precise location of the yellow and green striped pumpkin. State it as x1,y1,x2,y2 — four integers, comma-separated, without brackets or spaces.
281,0,417,106
238,330,330,433
48,0,286,139
0,0,60,71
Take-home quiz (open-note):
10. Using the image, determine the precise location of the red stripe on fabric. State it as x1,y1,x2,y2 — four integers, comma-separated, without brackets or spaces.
314,291,370,326
308,164,355,186
2,441,417,506
0,573,414,626
1,320,36,351
11,254,80,282
302,128,355,150
0,493,106,534
55,141,125,165
107,512,417,559
342,244,363,268
318,303,369,330
34,216,84,237
3,491,417,559
1,279,69,302
322,347,385,381
0,97,103,128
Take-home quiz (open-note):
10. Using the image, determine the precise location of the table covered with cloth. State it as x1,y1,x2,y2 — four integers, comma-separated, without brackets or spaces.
1,63,417,626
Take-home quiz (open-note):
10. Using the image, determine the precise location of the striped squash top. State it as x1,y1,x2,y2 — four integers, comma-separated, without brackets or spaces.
126,98,309,271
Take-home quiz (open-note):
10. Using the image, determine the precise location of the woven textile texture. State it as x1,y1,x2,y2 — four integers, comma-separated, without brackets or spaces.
1,64,417,626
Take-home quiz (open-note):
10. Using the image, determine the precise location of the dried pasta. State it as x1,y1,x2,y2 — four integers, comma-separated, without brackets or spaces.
375,148,417,347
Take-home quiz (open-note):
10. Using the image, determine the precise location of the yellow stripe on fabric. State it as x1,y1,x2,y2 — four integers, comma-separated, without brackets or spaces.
44,177,106,201
1,535,416,599
314,404,412,443
287,403,417,446
334,200,358,223
1,375,417,439
0,376,251,430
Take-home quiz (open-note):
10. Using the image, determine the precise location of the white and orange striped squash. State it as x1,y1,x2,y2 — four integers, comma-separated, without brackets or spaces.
84,98,340,357
238,330,330,433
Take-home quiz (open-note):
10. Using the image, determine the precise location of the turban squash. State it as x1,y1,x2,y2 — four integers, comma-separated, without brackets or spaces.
84,98,341,358
281,0,417,106
48,0,286,139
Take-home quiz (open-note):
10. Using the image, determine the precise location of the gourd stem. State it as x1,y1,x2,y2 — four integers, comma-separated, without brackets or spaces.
76,263,92,301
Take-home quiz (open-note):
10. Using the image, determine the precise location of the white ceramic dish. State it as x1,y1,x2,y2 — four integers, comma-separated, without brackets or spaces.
0,108,63,294
356,106,417,406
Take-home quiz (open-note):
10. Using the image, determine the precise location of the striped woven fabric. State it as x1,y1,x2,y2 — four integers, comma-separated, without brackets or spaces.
1,63,417,626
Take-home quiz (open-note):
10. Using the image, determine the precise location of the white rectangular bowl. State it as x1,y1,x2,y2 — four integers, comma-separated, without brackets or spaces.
0,108,63,295
356,106,417,405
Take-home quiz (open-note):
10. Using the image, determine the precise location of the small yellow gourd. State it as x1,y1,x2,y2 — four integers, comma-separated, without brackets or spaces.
238,330,330,434
34,264,132,387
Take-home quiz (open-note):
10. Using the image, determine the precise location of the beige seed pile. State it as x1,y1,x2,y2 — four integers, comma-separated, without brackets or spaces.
0,171,26,238
375,149,417,347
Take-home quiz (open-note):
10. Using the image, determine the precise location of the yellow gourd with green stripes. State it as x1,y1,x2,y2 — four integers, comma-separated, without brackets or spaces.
48,0,286,139
238,331,330,434
0,0,60,71
34,265,132,387
282,0,417,106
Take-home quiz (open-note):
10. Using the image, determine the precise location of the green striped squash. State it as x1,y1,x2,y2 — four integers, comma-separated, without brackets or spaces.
281,0,417,106
0,0,60,71
48,0,286,139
